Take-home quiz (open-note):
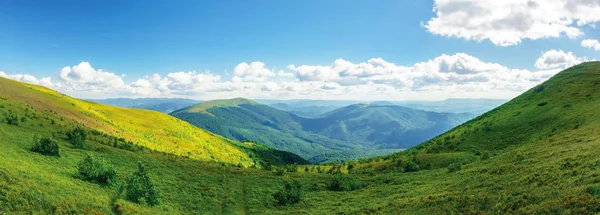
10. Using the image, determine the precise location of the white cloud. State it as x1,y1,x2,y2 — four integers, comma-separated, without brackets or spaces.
534,50,586,69
0,51,589,100
425,0,600,46
582,39,600,51
59,62,127,92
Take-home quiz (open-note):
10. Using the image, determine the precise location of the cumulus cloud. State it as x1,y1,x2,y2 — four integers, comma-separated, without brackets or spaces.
231,61,293,82
534,50,586,69
425,0,600,46
582,39,600,51
0,51,588,100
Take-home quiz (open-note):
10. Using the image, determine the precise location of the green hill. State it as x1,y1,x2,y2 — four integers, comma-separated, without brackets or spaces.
0,77,306,167
171,98,363,163
172,99,474,163
338,62,600,213
3,63,600,214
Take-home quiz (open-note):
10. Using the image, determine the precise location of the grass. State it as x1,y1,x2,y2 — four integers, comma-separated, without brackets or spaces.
2,62,600,214
0,77,295,166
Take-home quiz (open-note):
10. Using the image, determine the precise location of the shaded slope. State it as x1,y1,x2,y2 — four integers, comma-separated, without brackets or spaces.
172,98,359,163
314,104,476,149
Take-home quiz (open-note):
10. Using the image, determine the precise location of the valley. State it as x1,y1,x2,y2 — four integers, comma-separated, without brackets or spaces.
1,62,600,214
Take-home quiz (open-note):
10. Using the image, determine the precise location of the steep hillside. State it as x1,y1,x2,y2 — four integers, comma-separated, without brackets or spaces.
336,62,600,214
314,104,476,149
0,77,305,166
91,98,199,113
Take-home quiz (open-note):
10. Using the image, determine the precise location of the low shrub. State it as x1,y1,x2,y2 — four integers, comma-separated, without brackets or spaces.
447,162,462,173
77,154,117,185
404,161,420,172
326,173,362,191
5,111,19,126
273,177,303,205
31,136,60,157
274,167,286,176
67,126,87,149
124,162,160,206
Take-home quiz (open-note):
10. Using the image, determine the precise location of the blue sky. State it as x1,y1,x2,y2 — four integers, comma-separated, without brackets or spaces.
1,0,600,100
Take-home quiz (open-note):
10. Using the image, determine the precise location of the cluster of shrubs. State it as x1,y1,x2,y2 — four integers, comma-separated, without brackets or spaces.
4,110,20,125
28,124,160,207
77,155,160,206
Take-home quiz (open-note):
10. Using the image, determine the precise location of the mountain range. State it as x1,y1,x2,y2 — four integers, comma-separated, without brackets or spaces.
171,98,476,163
2,62,600,214
90,98,200,113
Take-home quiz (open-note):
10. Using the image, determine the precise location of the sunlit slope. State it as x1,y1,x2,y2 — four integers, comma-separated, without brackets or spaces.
0,77,255,165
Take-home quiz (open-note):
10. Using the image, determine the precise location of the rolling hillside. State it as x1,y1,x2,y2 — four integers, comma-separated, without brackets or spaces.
3,63,600,214
338,62,600,213
172,98,474,163
0,77,305,166
171,98,363,163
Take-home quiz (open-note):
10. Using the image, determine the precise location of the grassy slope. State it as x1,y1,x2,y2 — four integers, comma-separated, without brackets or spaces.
0,77,303,166
4,63,600,214
331,62,600,214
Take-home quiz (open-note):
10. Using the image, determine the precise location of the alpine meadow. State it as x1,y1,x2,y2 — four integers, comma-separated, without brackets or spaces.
2,1,600,214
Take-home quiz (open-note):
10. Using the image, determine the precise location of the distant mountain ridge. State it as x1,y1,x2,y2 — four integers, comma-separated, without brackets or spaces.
172,98,476,163
91,98,200,113
259,98,504,117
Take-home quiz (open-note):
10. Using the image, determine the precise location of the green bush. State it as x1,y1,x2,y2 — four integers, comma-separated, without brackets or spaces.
481,151,491,160
31,136,60,157
5,110,19,125
404,161,420,172
586,186,600,198
67,126,87,148
272,177,303,205
326,173,362,191
77,154,117,185
125,162,160,206
274,167,286,176
447,162,462,173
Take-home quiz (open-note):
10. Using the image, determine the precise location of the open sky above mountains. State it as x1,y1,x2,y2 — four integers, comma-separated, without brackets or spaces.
1,0,600,100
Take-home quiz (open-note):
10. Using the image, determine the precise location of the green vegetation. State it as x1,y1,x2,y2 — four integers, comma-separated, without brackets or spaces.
77,154,117,185
326,173,362,191
172,98,473,163
3,62,600,214
31,136,60,157
272,177,303,205
0,77,302,167
124,162,160,206
67,126,87,149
